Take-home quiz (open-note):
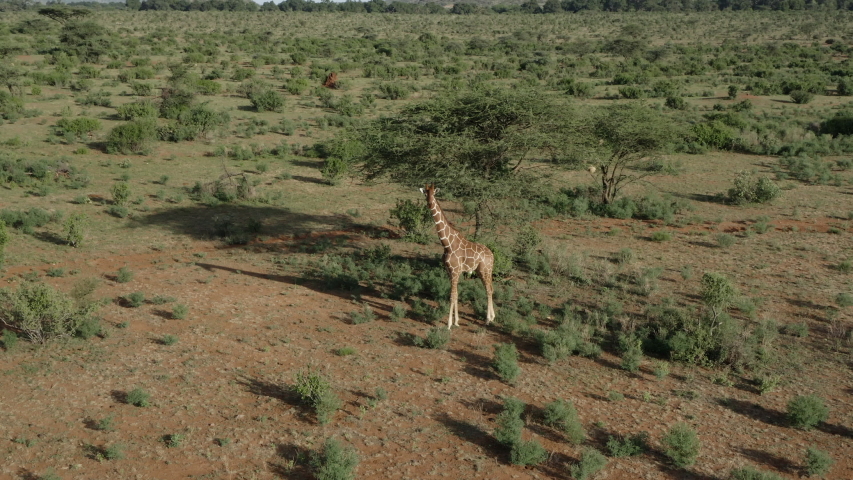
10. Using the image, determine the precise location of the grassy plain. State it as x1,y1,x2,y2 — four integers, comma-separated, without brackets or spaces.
0,9,852,480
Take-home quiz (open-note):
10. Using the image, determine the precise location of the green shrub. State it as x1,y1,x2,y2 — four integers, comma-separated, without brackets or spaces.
777,155,834,184
389,198,432,244
1,329,18,351
116,100,158,120
320,156,349,185
804,446,833,477
653,361,670,379
727,171,781,204
493,342,520,384
249,90,285,113
693,121,737,150
161,334,178,346
413,326,451,350
172,304,188,320
790,90,815,104
116,266,133,283
729,466,783,480
716,233,736,248
106,119,157,155
55,117,101,141
787,395,828,430
650,231,671,242
349,304,375,324
0,282,98,344
494,397,525,447
662,422,700,468
701,272,737,320
570,448,608,480
126,387,150,407
293,368,341,425
665,96,687,110
311,437,359,480
377,82,410,100
64,213,85,247
510,439,548,466
111,181,131,206
836,292,853,308
125,291,145,307
606,432,649,457
543,399,585,444
0,220,8,267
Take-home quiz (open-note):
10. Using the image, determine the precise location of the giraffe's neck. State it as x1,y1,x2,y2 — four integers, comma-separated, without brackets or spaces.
427,192,456,251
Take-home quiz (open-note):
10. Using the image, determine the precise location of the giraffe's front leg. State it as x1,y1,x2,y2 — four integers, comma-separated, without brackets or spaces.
448,275,459,329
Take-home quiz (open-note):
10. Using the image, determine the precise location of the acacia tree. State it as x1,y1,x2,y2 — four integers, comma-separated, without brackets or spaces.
350,86,570,234
574,103,680,205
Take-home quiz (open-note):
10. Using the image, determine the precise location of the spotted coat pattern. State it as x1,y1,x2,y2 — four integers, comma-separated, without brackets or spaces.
421,185,496,329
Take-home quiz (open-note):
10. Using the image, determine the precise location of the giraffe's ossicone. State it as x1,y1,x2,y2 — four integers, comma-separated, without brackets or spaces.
420,185,496,329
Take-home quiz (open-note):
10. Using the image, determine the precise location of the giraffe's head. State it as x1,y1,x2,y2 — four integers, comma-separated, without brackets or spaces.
419,184,438,199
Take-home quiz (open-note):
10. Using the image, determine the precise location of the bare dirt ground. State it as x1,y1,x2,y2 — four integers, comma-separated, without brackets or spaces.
1,168,851,480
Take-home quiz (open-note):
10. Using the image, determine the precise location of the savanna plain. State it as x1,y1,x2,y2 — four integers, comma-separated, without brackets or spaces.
0,8,852,480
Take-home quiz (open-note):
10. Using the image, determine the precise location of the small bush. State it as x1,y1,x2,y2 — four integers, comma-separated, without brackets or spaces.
804,446,833,477
389,198,432,244
126,387,150,407
494,396,525,447
161,334,178,346
510,439,548,466
413,326,451,350
349,304,375,324
653,361,670,379
607,432,649,457
293,368,341,425
311,437,359,480
543,399,585,444
787,395,829,430
249,90,285,113
790,90,815,104
116,267,133,283
0,282,99,344
172,304,188,319
570,448,608,480
729,466,783,480
1,329,18,351
662,422,700,468
493,342,520,384
106,119,157,155
650,231,671,242
64,213,85,247
125,291,145,307
727,171,781,205
716,233,736,248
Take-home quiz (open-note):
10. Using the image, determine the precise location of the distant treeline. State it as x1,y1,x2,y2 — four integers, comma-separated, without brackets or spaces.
0,0,848,13
135,0,853,14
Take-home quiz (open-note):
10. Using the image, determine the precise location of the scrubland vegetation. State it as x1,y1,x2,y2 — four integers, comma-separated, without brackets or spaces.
0,4,851,480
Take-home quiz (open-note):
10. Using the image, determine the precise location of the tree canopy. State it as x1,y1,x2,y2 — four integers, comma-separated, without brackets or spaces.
349,86,572,232
573,103,680,204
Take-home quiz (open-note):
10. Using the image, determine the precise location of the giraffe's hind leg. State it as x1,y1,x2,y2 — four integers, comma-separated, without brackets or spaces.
477,262,496,324
448,274,459,329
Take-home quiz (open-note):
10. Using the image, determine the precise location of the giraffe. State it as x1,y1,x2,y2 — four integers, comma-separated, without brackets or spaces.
420,185,496,329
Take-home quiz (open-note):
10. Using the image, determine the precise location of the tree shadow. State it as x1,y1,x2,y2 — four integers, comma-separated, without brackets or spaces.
434,412,503,458
449,348,494,381
737,447,799,474
670,192,724,204
16,468,41,480
131,204,356,240
819,421,853,438
110,390,127,404
32,231,67,246
291,175,327,185
289,159,322,169
269,442,313,478
237,375,299,406
716,397,786,427
688,240,720,249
